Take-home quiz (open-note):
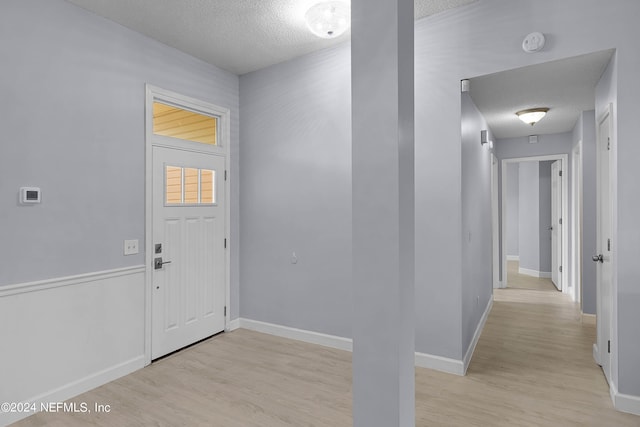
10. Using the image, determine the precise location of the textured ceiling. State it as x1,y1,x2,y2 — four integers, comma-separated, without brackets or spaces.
469,49,614,139
66,0,477,75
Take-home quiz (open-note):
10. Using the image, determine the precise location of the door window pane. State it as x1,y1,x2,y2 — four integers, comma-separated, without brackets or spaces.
200,169,215,203
184,168,199,203
165,166,217,205
153,102,217,145
166,166,182,205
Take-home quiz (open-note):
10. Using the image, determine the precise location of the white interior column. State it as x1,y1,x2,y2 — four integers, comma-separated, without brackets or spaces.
351,0,415,426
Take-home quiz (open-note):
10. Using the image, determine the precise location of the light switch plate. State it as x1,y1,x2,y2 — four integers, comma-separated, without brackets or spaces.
124,239,139,255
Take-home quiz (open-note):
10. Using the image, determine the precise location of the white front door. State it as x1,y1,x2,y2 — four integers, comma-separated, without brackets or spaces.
152,146,226,359
551,160,562,291
596,108,613,384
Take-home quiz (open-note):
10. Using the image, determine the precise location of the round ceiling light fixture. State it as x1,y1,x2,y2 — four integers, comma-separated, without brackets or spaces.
516,107,549,126
305,1,350,39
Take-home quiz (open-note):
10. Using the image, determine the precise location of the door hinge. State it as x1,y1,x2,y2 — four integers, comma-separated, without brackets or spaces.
559,170,563,177
225,170,227,181
559,266,563,273
224,306,227,317
607,137,611,151
608,340,611,353
607,238,611,252
559,218,562,225
224,238,227,249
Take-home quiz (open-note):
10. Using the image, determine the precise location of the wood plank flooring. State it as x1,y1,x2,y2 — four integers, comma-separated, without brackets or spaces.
14,280,640,426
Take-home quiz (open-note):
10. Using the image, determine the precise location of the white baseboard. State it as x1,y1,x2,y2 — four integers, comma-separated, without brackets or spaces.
228,318,241,331
462,298,493,374
0,356,144,426
518,267,551,278
582,313,596,326
415,352,464,375
239,318,352,352
610,381,640,416
238,318,466,376
506,255,520,261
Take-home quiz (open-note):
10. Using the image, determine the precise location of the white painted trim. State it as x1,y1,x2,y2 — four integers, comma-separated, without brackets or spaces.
593,343,600,365
415,352,464,376
228,318,241,331
611,381,640,416
0,266,145,298
571,141,583,304
582,313,596,326
518,267,551,279
144,84,232,365
501,154,569,298
506,255,520,261
239,318,353,352
463,298,493,374
1,356,144,426
237,318,467,376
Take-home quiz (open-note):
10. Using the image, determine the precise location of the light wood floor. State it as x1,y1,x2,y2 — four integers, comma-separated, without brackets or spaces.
507,260,557,291
15,290,640,426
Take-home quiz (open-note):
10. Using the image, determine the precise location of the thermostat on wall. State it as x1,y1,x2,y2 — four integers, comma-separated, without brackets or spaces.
20,187,41,204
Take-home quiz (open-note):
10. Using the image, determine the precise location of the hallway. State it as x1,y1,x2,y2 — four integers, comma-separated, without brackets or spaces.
14,289,639,426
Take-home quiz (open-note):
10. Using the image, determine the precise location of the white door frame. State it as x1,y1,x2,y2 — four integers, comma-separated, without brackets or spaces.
571,142,583,304
500,154,569,292
491,153,500,289
144,85,231,366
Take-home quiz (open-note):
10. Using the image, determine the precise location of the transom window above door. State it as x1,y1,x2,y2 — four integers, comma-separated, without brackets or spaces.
153,102,218,145
165,165,216,205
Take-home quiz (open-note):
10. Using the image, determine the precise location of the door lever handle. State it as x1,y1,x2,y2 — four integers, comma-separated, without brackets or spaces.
154,257,172,269
592,254,603,263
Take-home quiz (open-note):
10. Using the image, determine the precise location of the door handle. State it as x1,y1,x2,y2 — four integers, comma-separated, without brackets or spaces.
154,257,172,269
592,254,603,263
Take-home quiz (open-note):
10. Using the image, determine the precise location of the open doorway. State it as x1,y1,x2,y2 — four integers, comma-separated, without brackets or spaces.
501,156,567,292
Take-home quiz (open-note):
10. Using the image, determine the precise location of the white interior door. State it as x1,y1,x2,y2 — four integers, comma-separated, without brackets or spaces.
152,146,226,359
551,160,562,291
596,109,613,384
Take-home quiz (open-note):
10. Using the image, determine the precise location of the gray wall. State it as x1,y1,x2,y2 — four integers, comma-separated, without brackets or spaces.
241,0,640,379
518,162,540,272
0,0,241,317
572,111,597,315
460,93,494,357
539,161,553,274
239,44,353,339
506,164,519,257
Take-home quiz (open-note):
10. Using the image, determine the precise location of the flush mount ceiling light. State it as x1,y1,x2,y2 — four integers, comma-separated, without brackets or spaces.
516,108,549,126
305,1,350,39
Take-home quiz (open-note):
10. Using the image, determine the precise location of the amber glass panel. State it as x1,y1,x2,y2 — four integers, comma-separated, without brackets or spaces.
184,168,199,203
166,166,182,204
153,102,217,145
200,169,215,204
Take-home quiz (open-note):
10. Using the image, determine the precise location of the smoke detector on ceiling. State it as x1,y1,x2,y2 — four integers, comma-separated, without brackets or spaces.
522,32,546,53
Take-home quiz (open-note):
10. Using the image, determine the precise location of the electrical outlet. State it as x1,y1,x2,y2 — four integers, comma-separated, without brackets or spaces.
124,239,139,255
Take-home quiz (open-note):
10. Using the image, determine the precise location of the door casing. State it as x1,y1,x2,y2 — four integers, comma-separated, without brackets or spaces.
500,154,569,293
144,85,231,366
